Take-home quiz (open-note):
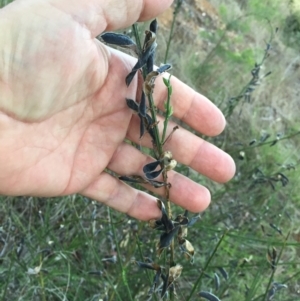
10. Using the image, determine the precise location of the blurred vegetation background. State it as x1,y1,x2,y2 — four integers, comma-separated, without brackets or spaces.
0,0,300,300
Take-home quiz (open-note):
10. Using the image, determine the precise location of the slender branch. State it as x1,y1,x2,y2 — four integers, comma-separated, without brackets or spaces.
164,0,183,63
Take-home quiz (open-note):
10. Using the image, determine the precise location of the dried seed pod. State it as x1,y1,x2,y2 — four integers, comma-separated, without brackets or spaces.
161,272,169,298
157,199,174,233
148,180,171,188
101,255,117,263
148,269,162,295
149,219,165,231
162,150,173,160
99,32,137,52
143,30,157,53
119,175,146,184
145,169,163,180
269,223,283,235
157,63,172,74
198,291,221,301
178,225,188,239
143,160,163,179
174,214,189,226
125,69,138,87
149,19,158,34
178,238,195,263
267,282,287,300
276,173,289,186
125,98,139,112
217,267,228,280
144,71,160,94
135,261,161,271
169,264,183,283
157,227,179,256
126,31,157,86
267,247,277,270
139,91,147,117
143,160,161,173
165,159,177,171
188,214,201,227
214,273,220,291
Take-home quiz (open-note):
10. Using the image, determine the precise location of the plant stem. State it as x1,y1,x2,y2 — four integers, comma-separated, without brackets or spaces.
148,93,162,157
108,208,134,301
262,232,290,301
186,230,228,301
164,0,183,63
161,75,173,144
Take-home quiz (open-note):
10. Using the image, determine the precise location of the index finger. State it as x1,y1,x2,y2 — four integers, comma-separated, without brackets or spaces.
153,74,226,137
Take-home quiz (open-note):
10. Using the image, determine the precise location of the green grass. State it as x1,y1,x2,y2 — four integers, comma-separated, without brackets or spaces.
1,0,300,300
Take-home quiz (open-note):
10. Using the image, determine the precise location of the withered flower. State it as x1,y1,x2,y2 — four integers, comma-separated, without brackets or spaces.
178,238,195,263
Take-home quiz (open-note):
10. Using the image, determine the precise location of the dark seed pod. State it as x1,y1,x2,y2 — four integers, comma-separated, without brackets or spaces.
149,19,158,34
217,267,228,280
269,223,283,235
198,291,221,301
188,214,201,227
139,115,145,138
135,261,161,271
157,64,172,74
149,180,171,188
174,214,189,226
143,160,162,174
139,91,147,117
161,273,169,298
88,270,103,276
214,273,220,291
157,199,174,233
157,227,179,256
143,160,163,179
119,175,146,184
145,169,163,180
148,270,161,295
99,32,137,53
146,52,155,74
126,69,138,87
249,139,256,146
126,98,139,112
149,219,165,231
126,32,157,86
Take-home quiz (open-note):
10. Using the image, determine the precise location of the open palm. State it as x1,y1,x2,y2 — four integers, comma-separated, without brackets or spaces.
0,0,235,220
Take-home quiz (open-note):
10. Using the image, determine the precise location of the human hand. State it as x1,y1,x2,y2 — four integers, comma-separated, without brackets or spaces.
0,0,235,220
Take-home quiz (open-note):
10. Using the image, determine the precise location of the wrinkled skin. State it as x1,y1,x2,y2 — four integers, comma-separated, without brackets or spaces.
0,0,235,220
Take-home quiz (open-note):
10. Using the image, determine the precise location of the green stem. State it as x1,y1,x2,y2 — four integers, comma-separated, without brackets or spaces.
186,230,228,301
161,75,173,144
262,232,290,301
132,23,142,54
164,0,182,63
109,208,134,301
148,93,162,157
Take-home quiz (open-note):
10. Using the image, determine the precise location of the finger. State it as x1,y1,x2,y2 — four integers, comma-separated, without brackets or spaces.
107,142,211,213
106,49,225,137
126,114,236,183
49,0,173,37
153,75,226,137
80,172,162,221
